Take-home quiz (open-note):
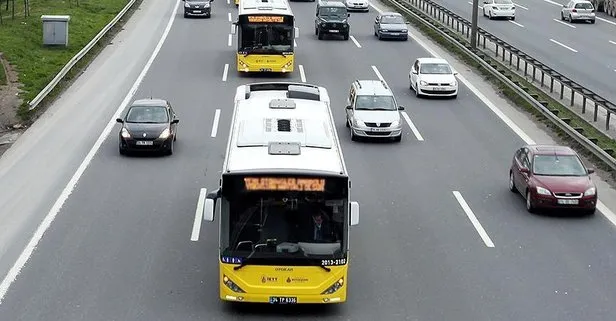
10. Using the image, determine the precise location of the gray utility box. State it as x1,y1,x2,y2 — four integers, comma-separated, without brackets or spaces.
41,15,71,46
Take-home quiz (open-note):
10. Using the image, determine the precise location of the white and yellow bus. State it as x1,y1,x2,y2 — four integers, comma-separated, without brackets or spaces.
231,0,299,73
202,82,360,304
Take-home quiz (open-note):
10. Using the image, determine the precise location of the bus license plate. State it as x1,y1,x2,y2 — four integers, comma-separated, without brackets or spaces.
558,199,579,205
260,68,272,72
269,296,297,304
136,141,153,146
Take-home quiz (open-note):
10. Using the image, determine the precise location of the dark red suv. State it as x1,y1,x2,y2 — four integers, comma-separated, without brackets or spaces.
509,144,597,214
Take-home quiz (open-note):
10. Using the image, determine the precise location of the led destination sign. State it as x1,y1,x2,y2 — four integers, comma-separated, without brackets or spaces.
243,177,325,192
247,15,285,23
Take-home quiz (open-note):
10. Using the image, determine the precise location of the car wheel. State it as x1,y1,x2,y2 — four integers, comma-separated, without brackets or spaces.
526,190,535,213
488,10,493,19
584,207,596,215
590,19,595,24
569,14,573,22
509,171,517,193
393,135,402,142
346,118,350,128
344,33,349,40
318,30,324,40
511,16,515,21
184,12,188,18
409,78,413,90
350,128,357,141
119,145,126,156
482,8,486,16
560,12,565,20
415,83,421,97
315,27,318,35
167,141,174,155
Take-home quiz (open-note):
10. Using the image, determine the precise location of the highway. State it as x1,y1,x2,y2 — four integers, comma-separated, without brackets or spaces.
2,0,616,319
435,0,616,104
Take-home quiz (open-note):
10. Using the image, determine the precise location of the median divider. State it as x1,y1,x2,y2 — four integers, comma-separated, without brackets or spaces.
379,0,616,174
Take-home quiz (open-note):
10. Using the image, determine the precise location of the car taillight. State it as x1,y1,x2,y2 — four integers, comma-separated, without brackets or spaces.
572,8,577,12
591,9,595,12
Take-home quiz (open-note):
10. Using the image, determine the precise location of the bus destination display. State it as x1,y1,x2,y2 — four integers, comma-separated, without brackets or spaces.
247,15,285,23
244,177,325,192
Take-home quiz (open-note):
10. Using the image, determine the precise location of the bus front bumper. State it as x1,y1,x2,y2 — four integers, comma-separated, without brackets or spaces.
237,57,294,73
221,291,347,304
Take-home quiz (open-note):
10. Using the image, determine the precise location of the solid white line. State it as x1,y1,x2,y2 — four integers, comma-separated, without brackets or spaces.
597,17,616,26
211,109,221,137
513,2,528,10
227,0,230,4
543,0,561,5
191,188,207,241
350,35,362,48
550,38,578,52
228,34,232,46
369,1,616,225
0,0,182,305
228,12,232,22
610,40,616,45
401,111,425,141
553,18,576,28
299,65,306,83
452,191,495,248
509,20,524,27
222,63,229,82
371,65,385,82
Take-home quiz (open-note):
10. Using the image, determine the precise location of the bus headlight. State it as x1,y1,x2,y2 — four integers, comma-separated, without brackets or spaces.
223,275,246,293
321,277,344,295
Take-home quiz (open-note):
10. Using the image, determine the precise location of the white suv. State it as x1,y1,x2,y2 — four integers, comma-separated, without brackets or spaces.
345,80,405,142
561,0,596,23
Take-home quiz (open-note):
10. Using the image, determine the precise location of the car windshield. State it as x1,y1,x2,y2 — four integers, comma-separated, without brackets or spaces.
494,0,512,4
575,2,593,9
381,15,404,24
355,95,397,110
319,7,347,18
125,106,168,123
532,155,587,176
419,63,453,74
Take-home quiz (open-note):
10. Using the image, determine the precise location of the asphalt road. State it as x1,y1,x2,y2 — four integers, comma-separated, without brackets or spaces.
2,0,616,320
435,0,616,103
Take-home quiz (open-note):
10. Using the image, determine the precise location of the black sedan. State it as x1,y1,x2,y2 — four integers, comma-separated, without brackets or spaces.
116,99,179,155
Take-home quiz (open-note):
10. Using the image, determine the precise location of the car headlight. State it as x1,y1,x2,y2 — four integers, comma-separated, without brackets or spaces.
401,29,408,33
584,187,596,196
321,278,344,295
204,2,210,6
380,29,388,32
355,120,365,127
536,186,551,196
121,128,131,138
159,128,171,139
390,120,400,127
184,2,190,7
419,80,428,86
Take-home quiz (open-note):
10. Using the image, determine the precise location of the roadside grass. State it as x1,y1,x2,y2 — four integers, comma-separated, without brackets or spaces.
0,59,6,85
0,0,135,121
381,0,616,177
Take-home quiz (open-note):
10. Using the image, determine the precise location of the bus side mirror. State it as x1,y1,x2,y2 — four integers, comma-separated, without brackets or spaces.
231,23,237,35
203,189,220,222
294,27,299,39
350,201,359,226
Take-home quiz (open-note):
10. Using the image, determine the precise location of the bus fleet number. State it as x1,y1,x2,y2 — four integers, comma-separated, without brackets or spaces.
321,258,346,266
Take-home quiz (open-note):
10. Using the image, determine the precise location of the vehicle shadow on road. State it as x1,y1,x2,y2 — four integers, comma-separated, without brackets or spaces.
222,302,342,316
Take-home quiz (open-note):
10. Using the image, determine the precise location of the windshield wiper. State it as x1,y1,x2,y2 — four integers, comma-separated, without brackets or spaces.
320,265,331,272
233,245,260,271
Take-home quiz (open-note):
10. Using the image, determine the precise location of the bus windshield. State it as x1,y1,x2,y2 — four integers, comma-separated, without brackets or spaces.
221,175,347,263
238,15,294,54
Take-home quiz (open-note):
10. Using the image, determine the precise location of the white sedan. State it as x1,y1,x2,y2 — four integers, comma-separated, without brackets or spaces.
409,58,458,98
482,0,516,20
345,0,369,12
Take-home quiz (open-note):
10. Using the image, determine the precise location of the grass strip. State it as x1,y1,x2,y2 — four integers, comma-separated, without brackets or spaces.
0,0,142,122
0,58,6,86
382,0,616,176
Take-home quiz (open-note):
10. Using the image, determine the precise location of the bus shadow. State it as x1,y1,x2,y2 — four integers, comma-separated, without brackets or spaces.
237,72,295,80
223,302,341,316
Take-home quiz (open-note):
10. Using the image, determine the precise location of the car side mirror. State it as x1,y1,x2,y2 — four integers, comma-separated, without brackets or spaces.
587,168,595,174
231,23,237,35
172,119,179,124
294,27,299,39
345,105,352,110
116,118,124,123
411,70,418,75
520,167,530,174
562,4,566,7
375,17,378,23
453,71,459,75
347,13,350,17
398,105,405,110
350,201,359,226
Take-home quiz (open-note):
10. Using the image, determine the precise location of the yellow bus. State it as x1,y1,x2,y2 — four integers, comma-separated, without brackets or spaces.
202,82,360,304
231,0,299,73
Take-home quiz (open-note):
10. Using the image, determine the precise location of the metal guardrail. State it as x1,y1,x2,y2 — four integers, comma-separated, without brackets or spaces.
28,0,139,110
381,0,616,171
401,0,615,133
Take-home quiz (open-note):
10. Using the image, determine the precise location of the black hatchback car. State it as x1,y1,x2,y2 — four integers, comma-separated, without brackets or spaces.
116,99,179,155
